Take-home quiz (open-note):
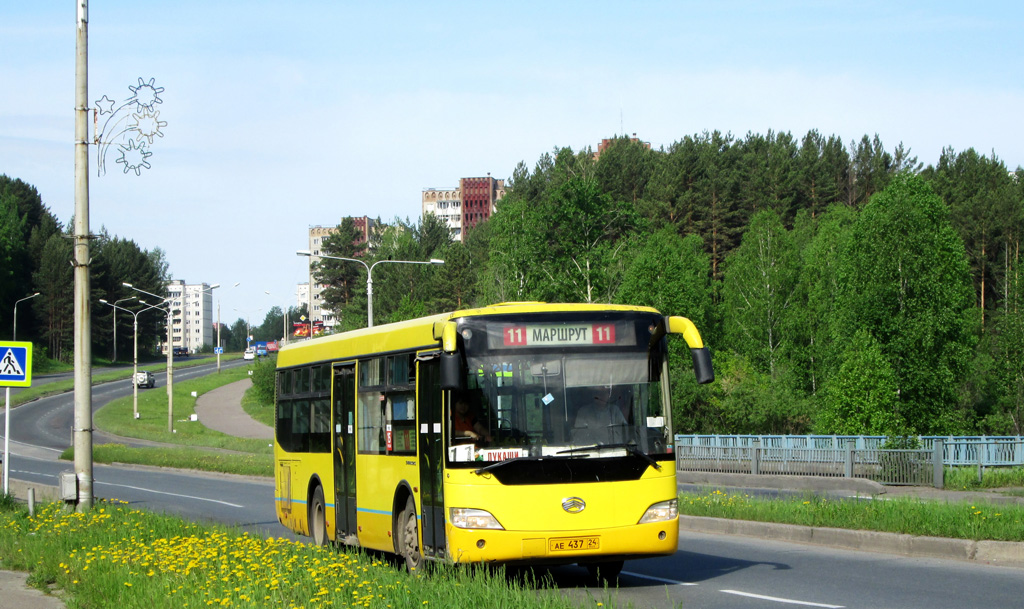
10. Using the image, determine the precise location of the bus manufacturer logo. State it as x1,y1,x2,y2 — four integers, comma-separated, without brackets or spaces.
562,497,586,513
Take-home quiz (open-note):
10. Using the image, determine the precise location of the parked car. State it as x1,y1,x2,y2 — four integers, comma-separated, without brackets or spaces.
133,370,156,388
243,347,256,360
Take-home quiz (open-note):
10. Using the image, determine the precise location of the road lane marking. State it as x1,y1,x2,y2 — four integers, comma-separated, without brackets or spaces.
720,590,843,608
95,480,245,508
621,571,698,586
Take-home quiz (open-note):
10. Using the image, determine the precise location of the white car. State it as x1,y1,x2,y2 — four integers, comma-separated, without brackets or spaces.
133,370,155,388
243,347,256,360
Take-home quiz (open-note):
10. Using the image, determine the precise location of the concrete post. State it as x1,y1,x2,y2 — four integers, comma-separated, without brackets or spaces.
933,438,944,489
845,439,855,478
977,440,984,484
751,440,760,476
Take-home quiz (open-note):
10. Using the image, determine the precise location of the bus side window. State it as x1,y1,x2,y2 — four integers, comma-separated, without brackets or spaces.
358,392,384,454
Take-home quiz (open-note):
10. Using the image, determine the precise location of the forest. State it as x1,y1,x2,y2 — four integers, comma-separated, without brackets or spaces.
314,131,1024,437
4,128,1024,437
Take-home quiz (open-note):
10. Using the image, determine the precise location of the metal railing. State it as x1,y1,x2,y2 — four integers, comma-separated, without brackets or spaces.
675,435,1024,467
675,439,945,487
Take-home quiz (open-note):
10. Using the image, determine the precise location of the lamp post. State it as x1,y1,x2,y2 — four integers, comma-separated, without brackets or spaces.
214,282,240,373
111,296,136,363
4,292,41,494
193,283,223,368
123,282,176,433
99,298,165,420
296,250,443,328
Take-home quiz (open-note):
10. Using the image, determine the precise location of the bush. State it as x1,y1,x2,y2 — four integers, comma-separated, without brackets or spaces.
250,353,277,405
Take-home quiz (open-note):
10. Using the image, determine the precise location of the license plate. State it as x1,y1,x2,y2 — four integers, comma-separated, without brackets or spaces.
549,536,600,552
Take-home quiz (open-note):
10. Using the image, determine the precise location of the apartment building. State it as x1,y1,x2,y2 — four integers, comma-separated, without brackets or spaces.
164,279,215,354
305,216,377,330
422,175,505,242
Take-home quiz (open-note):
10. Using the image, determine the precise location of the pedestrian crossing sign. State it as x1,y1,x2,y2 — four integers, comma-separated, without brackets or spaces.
0,341,32,387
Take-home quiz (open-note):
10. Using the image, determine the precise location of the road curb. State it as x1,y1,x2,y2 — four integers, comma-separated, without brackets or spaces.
678,515,1024,568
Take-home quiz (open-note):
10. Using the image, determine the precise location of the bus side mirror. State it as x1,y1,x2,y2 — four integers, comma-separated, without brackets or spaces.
691,347,714,384
440,352,464,390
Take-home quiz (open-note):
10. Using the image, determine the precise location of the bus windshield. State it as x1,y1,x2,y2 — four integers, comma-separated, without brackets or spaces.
448,350,671,465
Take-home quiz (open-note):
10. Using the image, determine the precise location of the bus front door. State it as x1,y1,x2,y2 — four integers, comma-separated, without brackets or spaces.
333,363,357,542
417,357,446,559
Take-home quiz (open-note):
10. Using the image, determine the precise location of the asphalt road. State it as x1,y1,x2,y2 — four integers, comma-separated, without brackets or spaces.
4,362,1023,609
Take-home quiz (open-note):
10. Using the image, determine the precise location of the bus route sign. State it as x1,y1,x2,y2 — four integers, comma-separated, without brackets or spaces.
0,341,32,387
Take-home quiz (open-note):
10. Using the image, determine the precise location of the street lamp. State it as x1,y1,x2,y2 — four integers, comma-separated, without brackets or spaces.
4,291,41,494
111,296,136,363
99,298,165,420
123,282,177,433
296,250,444,328
194,283,232,372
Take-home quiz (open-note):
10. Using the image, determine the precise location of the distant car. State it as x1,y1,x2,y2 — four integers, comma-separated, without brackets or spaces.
256,346,268,357
133,370,155,388
173,347,189,357
243,347,256,360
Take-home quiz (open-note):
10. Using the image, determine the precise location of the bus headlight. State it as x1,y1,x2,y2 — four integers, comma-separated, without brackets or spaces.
638,499,678,524
449,508,504,530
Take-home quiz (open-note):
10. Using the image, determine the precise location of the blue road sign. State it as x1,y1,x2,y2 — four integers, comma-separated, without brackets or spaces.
214,347,224,354
0,341,32,387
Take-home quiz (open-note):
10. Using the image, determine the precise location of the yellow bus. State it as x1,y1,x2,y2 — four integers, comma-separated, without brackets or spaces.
274,302,713,579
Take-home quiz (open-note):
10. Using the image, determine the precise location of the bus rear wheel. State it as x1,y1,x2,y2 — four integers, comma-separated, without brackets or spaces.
398,497,423,572
586,560,623,584
309,486,327,546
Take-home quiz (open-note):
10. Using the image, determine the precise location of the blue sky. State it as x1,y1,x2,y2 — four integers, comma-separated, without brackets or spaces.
2,1,1022,326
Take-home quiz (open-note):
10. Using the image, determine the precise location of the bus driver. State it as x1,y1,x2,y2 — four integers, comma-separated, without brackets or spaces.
452,393,493,444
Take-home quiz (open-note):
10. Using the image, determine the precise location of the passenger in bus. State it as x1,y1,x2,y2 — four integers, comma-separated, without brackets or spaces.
572,387,628,444
452,393,493,444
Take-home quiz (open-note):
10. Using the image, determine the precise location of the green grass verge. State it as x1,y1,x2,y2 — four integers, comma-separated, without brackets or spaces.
679,489,1024,541
61,444,273,477
241,382,275,428
0,501,585,609
12,354,243,407
944,466,1024,490
90,364,270,454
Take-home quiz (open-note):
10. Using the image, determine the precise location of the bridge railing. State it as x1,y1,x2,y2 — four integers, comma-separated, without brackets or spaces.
675,438,946,487
674,435,1024,467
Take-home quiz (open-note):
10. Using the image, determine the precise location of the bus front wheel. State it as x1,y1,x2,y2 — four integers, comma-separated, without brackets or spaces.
398,497,423,572
309,486,327,546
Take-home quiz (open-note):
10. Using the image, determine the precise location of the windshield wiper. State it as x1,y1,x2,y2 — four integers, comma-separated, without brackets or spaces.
473,456,538,475
556,442,662,471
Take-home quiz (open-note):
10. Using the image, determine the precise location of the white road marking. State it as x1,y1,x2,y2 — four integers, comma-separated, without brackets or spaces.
622,571,698,586
95,480,245,508
720,590,844,608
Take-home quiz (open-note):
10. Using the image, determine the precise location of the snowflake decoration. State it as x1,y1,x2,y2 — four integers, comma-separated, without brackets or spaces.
116,140,153,176
131,110,167,145
127,77,164,112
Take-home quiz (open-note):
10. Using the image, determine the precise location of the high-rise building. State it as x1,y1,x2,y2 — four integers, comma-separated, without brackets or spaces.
305,216,378,330
422,175,505,242
163,280,215,354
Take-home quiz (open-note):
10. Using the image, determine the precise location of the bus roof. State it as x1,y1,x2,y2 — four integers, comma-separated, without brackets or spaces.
277,302,663,368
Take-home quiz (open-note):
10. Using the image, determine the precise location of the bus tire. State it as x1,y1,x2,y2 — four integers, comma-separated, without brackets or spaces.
586,560,623,584
309,485,327,546
398,497,423,572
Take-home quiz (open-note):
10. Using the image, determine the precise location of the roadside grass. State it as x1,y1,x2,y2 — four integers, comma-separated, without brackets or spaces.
12,354,242,407
0,501,585,609
89,364,271,454
62,444,273,477
944,466,1024,490
678,489,1024,542
241,382,275,428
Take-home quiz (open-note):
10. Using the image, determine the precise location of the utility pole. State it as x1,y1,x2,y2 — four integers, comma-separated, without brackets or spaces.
73,0,94,511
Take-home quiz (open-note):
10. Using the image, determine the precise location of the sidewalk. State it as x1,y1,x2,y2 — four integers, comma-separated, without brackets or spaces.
193,379,273,440
677,471,1024,568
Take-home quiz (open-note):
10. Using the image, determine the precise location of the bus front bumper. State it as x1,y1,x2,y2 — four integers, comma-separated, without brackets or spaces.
445,518,678,564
